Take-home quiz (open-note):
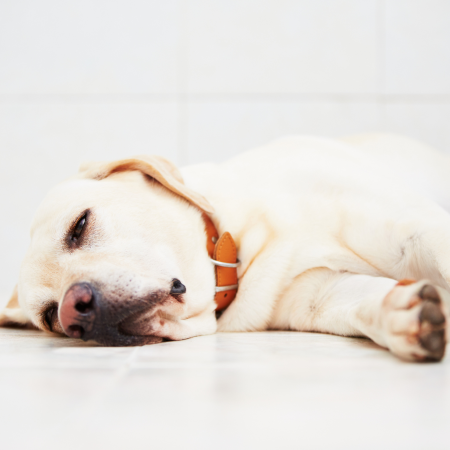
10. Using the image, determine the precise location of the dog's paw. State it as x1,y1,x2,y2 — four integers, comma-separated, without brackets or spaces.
382,281,448,361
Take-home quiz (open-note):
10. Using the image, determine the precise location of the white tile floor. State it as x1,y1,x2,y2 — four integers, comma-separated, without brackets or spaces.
1,328,449,450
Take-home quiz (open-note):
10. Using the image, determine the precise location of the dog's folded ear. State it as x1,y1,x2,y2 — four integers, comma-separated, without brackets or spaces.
79,155,214,214
0,285,35,329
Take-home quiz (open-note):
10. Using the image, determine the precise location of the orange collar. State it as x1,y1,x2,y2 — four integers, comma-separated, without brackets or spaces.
202,214,239,311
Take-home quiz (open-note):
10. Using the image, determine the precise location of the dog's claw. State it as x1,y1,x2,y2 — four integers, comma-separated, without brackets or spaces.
419,329,445,360
419,284,440,303
417,285,446,361
419,301,445,325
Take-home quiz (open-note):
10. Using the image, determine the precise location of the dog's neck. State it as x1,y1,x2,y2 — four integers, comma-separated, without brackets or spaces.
202,214,239,311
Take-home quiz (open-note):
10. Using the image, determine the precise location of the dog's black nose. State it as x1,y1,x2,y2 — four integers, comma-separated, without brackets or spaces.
60,282,96,339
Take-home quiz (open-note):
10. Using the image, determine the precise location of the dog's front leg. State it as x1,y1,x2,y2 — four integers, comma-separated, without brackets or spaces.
217,243,294,332
270,268,449,361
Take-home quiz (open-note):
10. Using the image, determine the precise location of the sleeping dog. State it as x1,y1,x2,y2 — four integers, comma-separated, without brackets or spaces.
2,133,450,362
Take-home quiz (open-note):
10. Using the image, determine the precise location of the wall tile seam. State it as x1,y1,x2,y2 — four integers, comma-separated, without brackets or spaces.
2,94,450,104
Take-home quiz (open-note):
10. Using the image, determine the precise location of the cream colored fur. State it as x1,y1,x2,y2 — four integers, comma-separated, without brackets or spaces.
2,133,450,361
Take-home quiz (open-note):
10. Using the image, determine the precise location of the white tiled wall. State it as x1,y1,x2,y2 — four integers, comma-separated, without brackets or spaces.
1,0,450,297
385,0,450,94
185,0,380,94
187,99,382,163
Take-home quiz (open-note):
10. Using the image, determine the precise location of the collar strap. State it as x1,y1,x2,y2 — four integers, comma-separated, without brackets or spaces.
203,214,239,311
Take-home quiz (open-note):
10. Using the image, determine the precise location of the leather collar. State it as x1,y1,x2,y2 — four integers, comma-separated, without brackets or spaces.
202,214,239,311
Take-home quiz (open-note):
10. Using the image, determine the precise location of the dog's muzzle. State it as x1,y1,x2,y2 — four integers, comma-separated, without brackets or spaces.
59,282,165,346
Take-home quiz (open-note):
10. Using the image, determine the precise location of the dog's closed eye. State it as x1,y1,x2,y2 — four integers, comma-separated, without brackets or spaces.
72,215,86,241
67,210,89,249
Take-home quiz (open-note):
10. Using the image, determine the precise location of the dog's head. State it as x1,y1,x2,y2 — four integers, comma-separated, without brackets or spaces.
0,156,218,345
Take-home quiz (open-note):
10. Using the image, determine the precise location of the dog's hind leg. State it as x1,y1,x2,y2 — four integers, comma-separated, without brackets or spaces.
270,268,449,362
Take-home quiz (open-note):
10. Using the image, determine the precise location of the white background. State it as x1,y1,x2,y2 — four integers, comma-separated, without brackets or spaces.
1,0,450,298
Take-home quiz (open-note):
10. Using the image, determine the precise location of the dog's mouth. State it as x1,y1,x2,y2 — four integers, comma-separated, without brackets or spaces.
80,306,170,346
58,283,173,346
79,311,167,347
118,308,166,337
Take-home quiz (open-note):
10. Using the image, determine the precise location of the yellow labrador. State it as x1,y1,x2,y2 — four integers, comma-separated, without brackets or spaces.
2,133,450,361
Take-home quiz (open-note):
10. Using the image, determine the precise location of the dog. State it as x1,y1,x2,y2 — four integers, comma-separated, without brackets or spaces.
2,133,450,362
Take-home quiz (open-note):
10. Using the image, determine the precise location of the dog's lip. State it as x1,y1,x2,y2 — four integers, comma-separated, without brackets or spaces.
117,294,182,338
91,333,166,346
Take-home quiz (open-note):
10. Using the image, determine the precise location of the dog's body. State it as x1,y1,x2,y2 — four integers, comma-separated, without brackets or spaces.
2,133,450,361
